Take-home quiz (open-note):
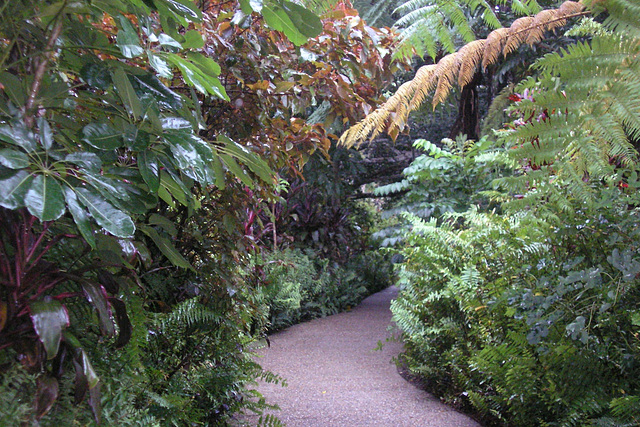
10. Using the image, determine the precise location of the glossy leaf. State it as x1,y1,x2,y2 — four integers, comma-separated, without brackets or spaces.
164,133,216,185
82,122,123,150
160,169,191,207
64,187,96,248
65,152,103,173
186,52,221,76
262,3,307,46
147,51,173,78
36,375,59,419
183,30,205,48
281,0,323,38
82,281,115,336
29,299,70,360
25,175,66,221
0,148,29,169
109,298,132,348
112,68,143,119
0,169,34,209
218,135,273,183
139,224,194,270
76,186,135,238
130,73,183,111
38,117,54,151
219,153,254,188
80,62,112,90
116,15,144,58
149,213,178,236
166,54,229,100
138,150,160,192
155,0,202,22
0,123,37,152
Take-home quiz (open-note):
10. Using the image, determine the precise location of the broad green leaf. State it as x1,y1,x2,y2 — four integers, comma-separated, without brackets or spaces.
158,33,182,50
219,153,254,188
186,52,221,76
29,299,70,359
116,15,144,58
82,282,115,336
239,0,253,13
82,122,122,150
0,123,37,152
130,73,183,111
138,150,160,192
218,135,273,183
38,117,54,151
64,187,96,249
147,51,173,79
281,0,322,38
262,3,307,46
0,72,26,105
80,62,112,90
0,170,33,209
155,0,202,21
149,213,178,236
139,224,194,270
160,169,190,207
25,175,66,221
183,30,205,48
65,152,103,172
0,148,29,169
166,54,229,100
76,187,135,238
112,68,143,119
157,183,176,208
161,117,192,130
211,155,226,189
164,133,215,185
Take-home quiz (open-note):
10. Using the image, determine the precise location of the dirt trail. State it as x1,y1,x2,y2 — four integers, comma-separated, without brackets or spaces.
241,287,481,426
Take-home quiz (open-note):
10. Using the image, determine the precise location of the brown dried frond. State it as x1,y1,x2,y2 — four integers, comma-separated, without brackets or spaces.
458,40,486,87
338,0,589,148
504,16,536,55
482,27,511,70
432,54,460,107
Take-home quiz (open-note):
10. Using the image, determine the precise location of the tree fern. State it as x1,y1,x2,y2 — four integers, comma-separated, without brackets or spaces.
339,0,587,147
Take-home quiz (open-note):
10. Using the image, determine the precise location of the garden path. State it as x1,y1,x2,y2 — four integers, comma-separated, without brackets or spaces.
241,287,481,426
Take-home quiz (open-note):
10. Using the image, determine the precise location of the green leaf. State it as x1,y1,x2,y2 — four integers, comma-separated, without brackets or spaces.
64,187,96,249
112,68,143,119
116,15,144,58
138,150,160,192
80,62,112,90
239,0,253,13
82,282,115,336
262,3,307,46
160,169,190,207
130,73,183,111
38,117,54,151
25,175,66,221
183,30,205,48
186,52,221,76
166,54,229,100
29,299,70,359
76,187,135,238
149,213,178,236
0,72,26,105
65,152,103,173
147,51,173,79
219,153,254,188
139,224,194,270
0,148,29,169
0,123,37,152
281,0,322,38
0,170,33,209
164,133,216,185
154,0,203,22
218,135,273,183
82,122,123,150
158,33,182,50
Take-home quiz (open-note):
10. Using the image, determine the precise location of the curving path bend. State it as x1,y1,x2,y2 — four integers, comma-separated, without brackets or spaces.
241,287,481,426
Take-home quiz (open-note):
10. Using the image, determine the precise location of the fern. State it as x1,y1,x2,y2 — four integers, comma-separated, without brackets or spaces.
339,0,588,147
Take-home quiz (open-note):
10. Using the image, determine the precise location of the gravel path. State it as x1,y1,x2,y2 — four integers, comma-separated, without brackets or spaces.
242,287,481,426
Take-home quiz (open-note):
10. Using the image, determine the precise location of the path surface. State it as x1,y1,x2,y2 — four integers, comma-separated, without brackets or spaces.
242,287,481,426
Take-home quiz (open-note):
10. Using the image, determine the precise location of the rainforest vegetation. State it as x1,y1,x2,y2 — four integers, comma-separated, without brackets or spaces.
0,0,638,425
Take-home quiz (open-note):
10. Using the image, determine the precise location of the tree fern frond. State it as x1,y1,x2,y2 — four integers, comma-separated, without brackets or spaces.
339,0,587,147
